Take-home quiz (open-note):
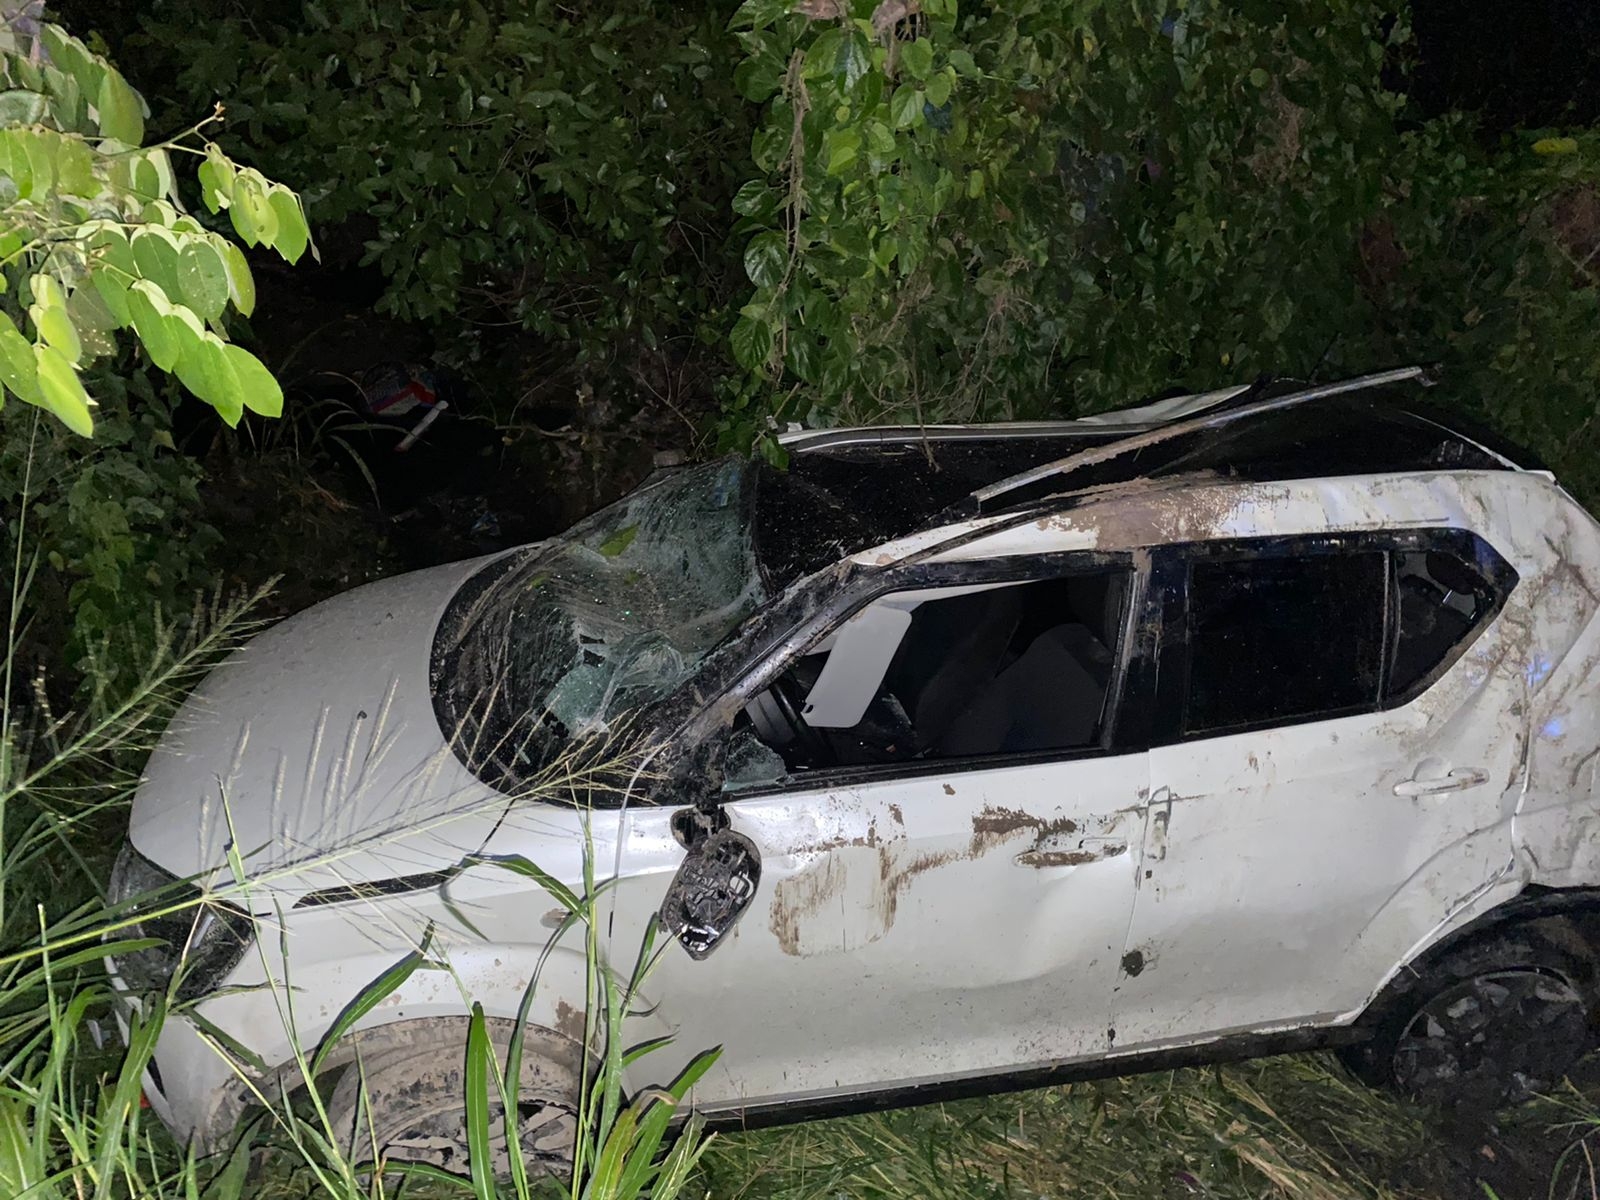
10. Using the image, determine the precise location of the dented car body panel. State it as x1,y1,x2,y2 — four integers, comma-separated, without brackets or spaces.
110,371,1600,1145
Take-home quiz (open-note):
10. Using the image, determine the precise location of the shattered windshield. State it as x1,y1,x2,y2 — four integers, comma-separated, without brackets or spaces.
432,458,767,787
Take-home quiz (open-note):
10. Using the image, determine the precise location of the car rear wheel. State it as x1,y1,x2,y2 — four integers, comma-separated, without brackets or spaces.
1340,925,1597,1109
325,1021,583,1180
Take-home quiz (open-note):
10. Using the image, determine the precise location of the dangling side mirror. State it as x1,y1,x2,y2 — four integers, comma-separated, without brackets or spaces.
659,818,762,961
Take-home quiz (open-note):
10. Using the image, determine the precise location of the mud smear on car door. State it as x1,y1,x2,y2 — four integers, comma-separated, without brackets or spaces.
768,804,1094,956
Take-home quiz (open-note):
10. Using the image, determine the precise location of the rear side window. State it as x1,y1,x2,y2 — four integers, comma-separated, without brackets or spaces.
1177,532,1514,739
1388,547,1501,700
1185,552,1388,735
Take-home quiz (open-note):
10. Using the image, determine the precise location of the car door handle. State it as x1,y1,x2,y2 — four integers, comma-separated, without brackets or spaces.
1014,835,1127,869
1392,767,1489,797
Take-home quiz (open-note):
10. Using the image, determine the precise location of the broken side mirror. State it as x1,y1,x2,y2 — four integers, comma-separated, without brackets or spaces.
659,811,761,960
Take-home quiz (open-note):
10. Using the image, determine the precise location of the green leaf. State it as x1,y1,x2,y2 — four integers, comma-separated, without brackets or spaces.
803,29,845,82
222,345,283,417
890,85,924,129
1533,137,1579,156
0,90,48,126
31,299,80,365
131,227,184,299
743,230,787,288
732,179,778,218
177,241,229,322
266,186,311,263
824,126,862,175
728,0,790,30
309,938,435,1075
126,280,182,371
900,37,934,80
229,172,279,247
218,242,256,317
54,137,95,196
924,67,952,107
95,69,145,143
0,310,39,404
598,524,639,557
463,1005,497,1200
1249,68,1270,88
197,148,234,213
0,131,32,198
733,53,783,103
837,32,872,88
175,330,244,424
731,313,773,370
34,343,94,436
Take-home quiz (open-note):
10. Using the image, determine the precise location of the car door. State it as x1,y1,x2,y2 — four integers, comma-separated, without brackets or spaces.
613,556,1153,1111
1111,530,1524,1051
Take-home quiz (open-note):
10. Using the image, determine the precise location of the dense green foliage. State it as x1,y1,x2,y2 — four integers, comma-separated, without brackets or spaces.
131,0,752,399
720,0,1600,467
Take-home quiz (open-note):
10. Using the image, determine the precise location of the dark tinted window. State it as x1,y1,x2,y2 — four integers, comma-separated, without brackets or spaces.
1185,552,1388,734
1388,546,1499,699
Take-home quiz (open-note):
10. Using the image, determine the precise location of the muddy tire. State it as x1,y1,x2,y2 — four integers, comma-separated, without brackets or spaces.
1340,925,1597,1109
324,1020,583,1180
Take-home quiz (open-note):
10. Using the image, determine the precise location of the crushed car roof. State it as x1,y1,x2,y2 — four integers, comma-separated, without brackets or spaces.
753,368,1535,587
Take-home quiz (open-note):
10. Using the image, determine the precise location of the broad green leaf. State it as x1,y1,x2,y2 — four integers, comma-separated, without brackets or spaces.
34,343,94,436
733,53,783,103
30,301,80,364
864,120,895,156
230,172,279,247
31,273,65,311
218,241,256,316
900,37,934,80
131,227,184,299
21,132,53,198
197,146,234,212
86,224,137,325
40,26,106,102
924,67,952,107
174,330,243,424
126,280,182,371
222,344,283,417
730,313,773,370
743,229,787,287
54,137,95,197
732,179,778,218
0,90,48,126
177,240,229,321
0,130,32,198
95,69,145,143
728,0,790,30
0,310,39,404
803,29,845,82
837,32,872,88
266,185,311,263
889,85,924,129
824,127,862,175
66,281,118,357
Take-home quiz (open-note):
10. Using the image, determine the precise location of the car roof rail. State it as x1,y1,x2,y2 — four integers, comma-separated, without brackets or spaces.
776,384,1254,454
966,365,1429,511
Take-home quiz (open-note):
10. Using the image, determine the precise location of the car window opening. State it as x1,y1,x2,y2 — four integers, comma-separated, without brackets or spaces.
734,569,1132,785
1180,538,1506,737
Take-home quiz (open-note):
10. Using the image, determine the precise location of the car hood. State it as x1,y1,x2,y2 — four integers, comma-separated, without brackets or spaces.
130,556,515,904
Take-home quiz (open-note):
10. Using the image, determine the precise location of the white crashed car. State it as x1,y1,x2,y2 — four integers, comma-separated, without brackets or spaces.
110,366,1600,1170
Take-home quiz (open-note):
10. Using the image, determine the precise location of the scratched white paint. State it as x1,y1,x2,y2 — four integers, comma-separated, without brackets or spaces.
116,445,1600,1147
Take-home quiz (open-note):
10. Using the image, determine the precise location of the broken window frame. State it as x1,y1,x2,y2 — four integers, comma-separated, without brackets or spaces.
1147,528,1519,746
687,549,1154,801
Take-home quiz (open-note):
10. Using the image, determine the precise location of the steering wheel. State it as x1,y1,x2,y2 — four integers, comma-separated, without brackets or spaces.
769,673,830,762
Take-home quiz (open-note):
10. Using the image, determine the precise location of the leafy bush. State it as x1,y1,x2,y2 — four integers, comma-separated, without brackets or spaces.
0,18,308,434
129,0,752,403
720,0,1600,471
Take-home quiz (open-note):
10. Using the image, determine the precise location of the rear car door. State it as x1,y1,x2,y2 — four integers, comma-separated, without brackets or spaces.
1112,530,1523,1050
616,555,1153,1111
